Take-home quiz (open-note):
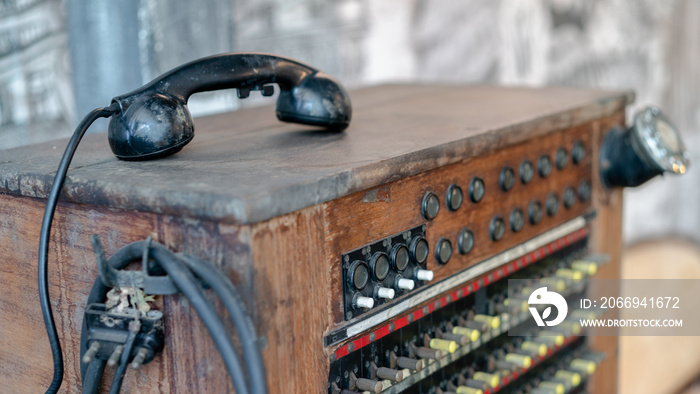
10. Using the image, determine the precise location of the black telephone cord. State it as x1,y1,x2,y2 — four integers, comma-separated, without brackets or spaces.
39,104,119,394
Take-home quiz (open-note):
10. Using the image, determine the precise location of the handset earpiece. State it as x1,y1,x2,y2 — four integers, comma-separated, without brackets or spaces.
107,53,352,160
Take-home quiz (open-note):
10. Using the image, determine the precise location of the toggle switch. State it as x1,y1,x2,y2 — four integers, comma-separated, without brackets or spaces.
495,360,517,372
353,376,383,393
398,357,423,371
375,287,395,300
373,362,404,383
429,338,458,354
521,341,547,357
570,358,596,375
461,378,489,392
452,326,480,342
396,277,415,290
472,371,500,389
438,328,469,345
473,314,500,330
538,381,565,394
353,295,374,310
415,269,434,281
555,370,581,387
505,353,532,368
416,346,443,360
460,315,488,332
572,260,598,276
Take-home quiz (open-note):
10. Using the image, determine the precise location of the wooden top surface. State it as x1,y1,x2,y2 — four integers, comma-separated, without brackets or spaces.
0,84,632,224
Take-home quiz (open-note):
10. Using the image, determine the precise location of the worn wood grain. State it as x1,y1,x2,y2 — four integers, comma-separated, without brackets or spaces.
0,85,630,225
587,111,625,394
0,194,163,393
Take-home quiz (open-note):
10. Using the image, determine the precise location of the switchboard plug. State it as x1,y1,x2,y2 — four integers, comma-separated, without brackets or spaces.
82,303,164,369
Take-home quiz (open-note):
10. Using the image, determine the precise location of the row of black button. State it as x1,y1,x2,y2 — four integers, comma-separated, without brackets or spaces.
422,177,485,220
348,236,430,291
422,142,586,218
491,181,591,241
499,142,586,192
431,180,592,267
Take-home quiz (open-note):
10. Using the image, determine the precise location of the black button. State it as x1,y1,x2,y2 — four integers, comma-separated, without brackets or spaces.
436,238,452,265
370,252,390,281
410,236,429,265
555,148,568,170
469,177,485,203
490,216,505,241
538,155,552,177
578,180,592,202
390,244,410,271
458,228,474,254
422,192,440,220
546,193,559,216
349,260,369,290
563,187,576,209
572,141,586,164
510,208,524,232
520,160,534,184
500,167,515,191
528,201,543,224
446,184,463,211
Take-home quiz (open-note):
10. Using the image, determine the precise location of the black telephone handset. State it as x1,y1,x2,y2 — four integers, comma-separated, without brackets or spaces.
38,53,351,394
108,53,352,160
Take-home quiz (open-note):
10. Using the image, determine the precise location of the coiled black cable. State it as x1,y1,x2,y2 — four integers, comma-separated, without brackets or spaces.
180,254,267,394
81,240,258,394
39,104,119,394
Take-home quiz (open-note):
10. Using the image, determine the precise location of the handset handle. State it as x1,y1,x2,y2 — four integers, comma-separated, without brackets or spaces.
108,53,352,160
113,53,317,102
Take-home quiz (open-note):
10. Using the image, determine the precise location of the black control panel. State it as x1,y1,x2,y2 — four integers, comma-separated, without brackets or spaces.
330,237,603,393
342,225,433,320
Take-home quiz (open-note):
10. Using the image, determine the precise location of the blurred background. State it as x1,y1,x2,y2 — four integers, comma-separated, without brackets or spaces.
0,1,699,392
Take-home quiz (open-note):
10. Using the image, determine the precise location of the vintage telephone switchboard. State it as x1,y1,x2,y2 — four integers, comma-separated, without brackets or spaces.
0,82,685,393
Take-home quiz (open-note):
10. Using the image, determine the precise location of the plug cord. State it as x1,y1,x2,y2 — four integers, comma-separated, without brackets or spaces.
39,104,119,394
